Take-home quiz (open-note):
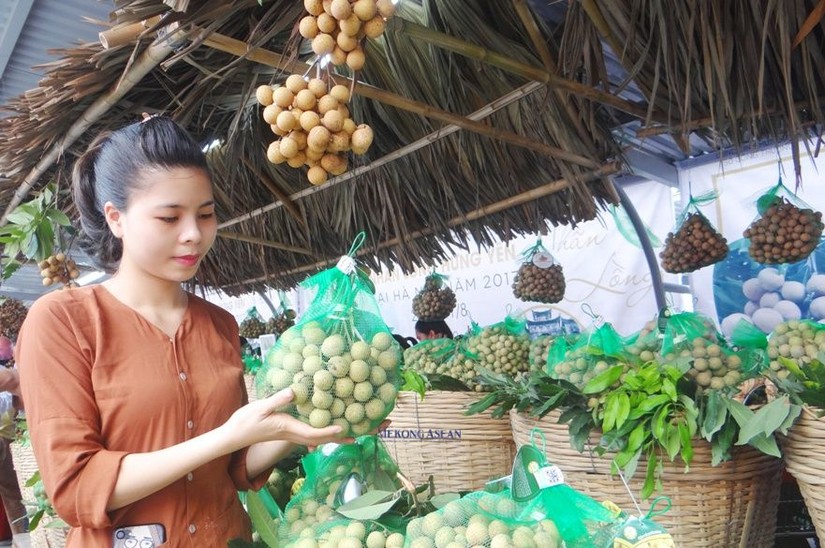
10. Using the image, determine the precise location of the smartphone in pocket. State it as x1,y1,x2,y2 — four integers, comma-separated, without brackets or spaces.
112,523,166,547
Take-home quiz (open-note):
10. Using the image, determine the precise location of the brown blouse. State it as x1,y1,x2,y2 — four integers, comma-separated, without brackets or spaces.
16,285,268,547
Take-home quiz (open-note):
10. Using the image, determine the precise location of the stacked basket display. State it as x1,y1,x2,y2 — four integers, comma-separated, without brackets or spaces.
470,310,791,547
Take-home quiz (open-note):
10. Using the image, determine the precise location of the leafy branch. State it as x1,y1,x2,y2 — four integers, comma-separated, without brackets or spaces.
0,183,72,280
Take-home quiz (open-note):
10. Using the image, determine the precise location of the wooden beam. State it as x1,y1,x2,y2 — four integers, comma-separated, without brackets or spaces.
199,31,599,169
218,81,546,230
392,18,649,121
224,162,620,287
240,156,306,229
217,230,314,255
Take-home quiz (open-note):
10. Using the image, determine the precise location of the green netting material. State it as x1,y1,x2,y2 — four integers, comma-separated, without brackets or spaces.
658,311,721,357
402,338,458,376
258,242,402,437
465,317,530,389
278,436,405,547
546,321,629,389
766,319,825,378
754,178,816,215
674,191,719,230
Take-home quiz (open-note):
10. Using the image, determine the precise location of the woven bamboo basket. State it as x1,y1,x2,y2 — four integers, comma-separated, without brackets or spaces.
10,442,68,548
781,405,825,539
511,409,782,547
384,391,515,493
244,373,258,402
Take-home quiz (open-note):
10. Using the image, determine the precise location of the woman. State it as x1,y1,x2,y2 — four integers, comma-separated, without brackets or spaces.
414,319,454,341
15,117,345,546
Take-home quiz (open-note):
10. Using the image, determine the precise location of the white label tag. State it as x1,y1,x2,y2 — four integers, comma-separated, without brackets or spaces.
336,255,356,275
534,465,565,489
532,252,555,269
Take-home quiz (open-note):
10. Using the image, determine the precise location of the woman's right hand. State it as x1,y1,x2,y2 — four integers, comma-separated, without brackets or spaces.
223,388,348,450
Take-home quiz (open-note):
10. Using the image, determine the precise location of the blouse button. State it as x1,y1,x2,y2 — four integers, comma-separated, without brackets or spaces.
187,472,194,481
179,372,187,381
188,524,196,534
187,420,194,429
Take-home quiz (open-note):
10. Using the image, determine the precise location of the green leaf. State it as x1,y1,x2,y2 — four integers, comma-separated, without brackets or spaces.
624,449,642,480
642,455,658,500
736,397,792,445
428,374,471,392
778,404,801,435
603,394,620,432
711,422,737,466
336,490,400,520
24,471,41,488
430,493,460,509
678,422,694,464
724,398,754,427
21,232,38,259
2,260,22,280
246,490,280,548
582,365,624,394
36,220,54,261
661,378,677,401
701,390,727,440
46,209,71,227
665,425,681,460
28,508,45,531
401,369,426,399
5,208,34,225
614,393,631,431
631,394,672,417
627,423,647,452
651,404,671,440
747,433,782,458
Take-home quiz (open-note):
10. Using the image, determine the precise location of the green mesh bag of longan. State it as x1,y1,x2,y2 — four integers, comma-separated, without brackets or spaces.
277,435,405,547
404,489,562,548
545,319,630,389
258,244,403,438
402,338,458,377
465,317,531,390
658,311,746,391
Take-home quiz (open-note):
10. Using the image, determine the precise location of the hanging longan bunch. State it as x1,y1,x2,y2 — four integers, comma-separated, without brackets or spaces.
239,316,267,339
267,309,297,335
743,197,823,264
512,263,565,303
412,273,456,321
38,253,80,289
0,298,28,340
257,74,374,185
660,213,728,273
300,0,396,72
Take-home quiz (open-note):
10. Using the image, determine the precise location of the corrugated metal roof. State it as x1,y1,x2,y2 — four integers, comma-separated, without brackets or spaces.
0,0,112,109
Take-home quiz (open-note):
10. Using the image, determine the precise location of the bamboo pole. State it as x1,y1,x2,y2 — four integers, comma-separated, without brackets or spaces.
636,97,825,137
224,162,620,287
0,31,182,226
216,231,313,255
199,32,599,169
218,81,546,230
99,16,163,49
392,17,649,120
239,157,306,230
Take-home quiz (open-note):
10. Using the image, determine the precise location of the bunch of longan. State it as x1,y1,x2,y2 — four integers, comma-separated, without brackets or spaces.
39,253,79,288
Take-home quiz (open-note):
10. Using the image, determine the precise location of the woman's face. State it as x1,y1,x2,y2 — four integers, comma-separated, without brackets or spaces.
105,167,217,283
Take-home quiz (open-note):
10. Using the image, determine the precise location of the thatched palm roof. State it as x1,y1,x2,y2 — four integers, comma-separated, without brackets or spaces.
1,0,824,295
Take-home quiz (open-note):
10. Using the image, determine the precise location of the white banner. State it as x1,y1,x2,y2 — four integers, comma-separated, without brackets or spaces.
369,181,676,338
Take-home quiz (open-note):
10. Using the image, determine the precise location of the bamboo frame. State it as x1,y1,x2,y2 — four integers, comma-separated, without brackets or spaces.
392,17,649,121
216,231,313,255
199,32,599,169
218,81,546,230
224,162,620,287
